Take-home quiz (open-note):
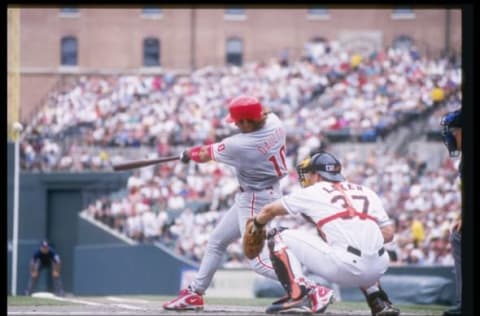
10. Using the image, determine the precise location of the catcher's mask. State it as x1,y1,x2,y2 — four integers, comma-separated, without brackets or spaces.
225,95,264,123
440,109,462,157
296,152,345,187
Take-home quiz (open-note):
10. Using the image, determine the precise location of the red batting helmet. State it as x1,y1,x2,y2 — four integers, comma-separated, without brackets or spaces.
225,96,263,123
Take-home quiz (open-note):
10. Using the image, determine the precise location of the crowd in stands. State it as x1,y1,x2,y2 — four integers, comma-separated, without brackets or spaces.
18,41,462,267
19,42,460,172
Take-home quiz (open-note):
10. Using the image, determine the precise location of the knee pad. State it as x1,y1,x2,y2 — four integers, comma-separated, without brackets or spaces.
267,226,288,252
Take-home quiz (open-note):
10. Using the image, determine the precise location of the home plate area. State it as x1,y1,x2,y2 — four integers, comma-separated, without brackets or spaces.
8,293,437,316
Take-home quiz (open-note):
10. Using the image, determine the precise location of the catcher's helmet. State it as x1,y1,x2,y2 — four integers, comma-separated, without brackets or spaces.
226,95,263,123
440,109,462,157
296,151,345,187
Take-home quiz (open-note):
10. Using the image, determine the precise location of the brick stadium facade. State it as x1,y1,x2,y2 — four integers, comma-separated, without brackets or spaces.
17,7,461,122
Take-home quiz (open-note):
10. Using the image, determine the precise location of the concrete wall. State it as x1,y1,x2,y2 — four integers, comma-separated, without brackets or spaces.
7,142,130,295
73,243,198,295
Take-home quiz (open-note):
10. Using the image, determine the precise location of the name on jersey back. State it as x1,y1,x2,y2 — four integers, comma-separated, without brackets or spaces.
257,128,285,155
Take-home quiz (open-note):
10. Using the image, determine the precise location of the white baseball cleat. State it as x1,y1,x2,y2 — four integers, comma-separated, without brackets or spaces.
308,285,335,313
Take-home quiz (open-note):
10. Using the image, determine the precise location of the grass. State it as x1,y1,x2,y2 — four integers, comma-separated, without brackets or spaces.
7,296,72,306
7,294,447,315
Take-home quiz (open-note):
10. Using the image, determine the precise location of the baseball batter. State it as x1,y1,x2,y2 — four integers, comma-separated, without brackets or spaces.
163,96,333,312
253,151,400,316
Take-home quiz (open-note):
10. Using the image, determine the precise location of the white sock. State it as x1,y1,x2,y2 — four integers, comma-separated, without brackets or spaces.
365,285,380,295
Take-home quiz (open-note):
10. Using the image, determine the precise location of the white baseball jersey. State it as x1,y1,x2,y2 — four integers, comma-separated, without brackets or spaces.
281,180,392,254
210,113,288,191
274,180,393,287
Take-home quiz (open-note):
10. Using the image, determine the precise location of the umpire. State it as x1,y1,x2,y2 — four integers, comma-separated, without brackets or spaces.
25,240,65,296
440,109,462,316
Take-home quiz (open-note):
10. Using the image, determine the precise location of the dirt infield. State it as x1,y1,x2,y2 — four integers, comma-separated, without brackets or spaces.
8,304,268,316
6,305,420,316
7,305,443,316
7,294,444,315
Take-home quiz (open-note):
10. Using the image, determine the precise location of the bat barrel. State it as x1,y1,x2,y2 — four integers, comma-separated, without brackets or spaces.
112,155,179,171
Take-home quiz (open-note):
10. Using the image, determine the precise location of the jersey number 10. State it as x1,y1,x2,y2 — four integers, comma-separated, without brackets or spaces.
268,145,287,176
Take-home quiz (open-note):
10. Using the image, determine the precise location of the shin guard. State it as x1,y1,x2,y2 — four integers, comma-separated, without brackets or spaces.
267,228,307,300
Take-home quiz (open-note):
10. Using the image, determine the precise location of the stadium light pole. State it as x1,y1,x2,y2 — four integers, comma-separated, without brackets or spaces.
190,7,196,71
11,121,23,296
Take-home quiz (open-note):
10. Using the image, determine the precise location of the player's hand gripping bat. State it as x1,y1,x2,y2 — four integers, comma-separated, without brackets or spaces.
112,155,180,171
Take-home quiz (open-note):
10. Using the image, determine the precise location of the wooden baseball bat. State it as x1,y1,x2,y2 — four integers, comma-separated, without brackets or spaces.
112,155,180,171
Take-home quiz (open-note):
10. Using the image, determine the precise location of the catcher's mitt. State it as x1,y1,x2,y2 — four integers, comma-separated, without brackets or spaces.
243,217,266,259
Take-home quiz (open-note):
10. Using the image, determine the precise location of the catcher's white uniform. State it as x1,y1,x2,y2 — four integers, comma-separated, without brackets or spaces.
273,180,392,288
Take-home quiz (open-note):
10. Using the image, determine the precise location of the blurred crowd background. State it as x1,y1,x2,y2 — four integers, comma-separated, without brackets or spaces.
17,41,462,268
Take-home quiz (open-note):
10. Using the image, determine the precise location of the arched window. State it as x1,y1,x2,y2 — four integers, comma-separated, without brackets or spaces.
310,36,328,44
392,35,414,51
225,8,245,16
61,36,77,66
143,37,160,66
59,7,79,16
226,37,243,66
307,8,329,18
141,7,162,19
142,7,161,15
391,8,415,19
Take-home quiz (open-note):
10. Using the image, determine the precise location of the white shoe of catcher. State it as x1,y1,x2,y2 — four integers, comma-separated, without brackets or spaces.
308,285,335,313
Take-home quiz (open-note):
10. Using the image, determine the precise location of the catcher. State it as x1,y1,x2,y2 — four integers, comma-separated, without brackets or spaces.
25,240,65,296
244,151,400,316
